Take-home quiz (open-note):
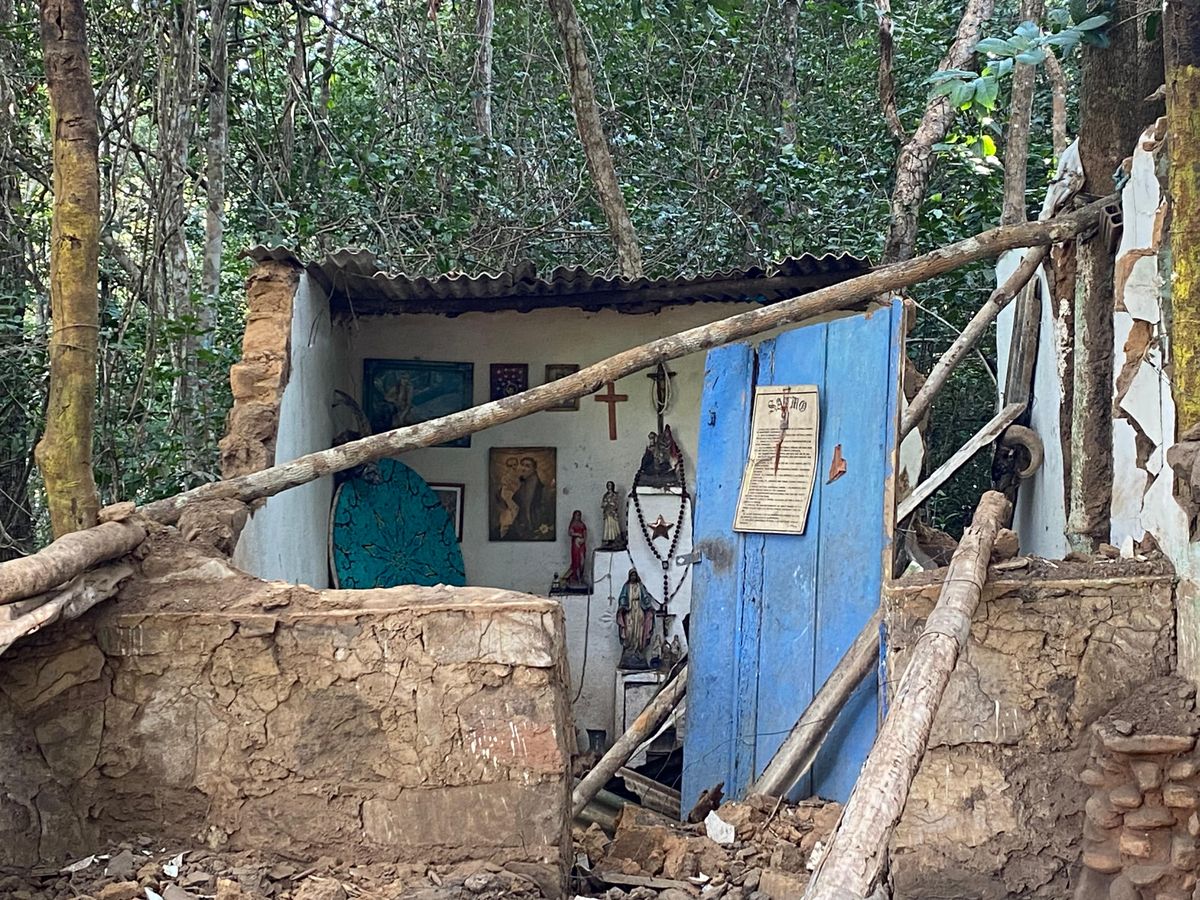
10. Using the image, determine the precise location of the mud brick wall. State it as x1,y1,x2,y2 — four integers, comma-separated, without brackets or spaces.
884,562,1176,899
0,550,572,890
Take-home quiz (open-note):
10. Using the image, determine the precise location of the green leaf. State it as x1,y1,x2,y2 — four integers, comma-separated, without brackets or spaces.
1076,14,1110,30
950,81,975,109
1145,11,1161,40
1014,20,1041,41
975,37,1016,56
980,134,998,157
929,79,961,99
974,76,999,110
1015,48,1047,65
1068,0,1089,24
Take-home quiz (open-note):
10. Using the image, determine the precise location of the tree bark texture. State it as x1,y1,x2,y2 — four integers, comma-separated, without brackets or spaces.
202,0,229,334
876,0,904,142
1167,0,1200,435
547,0,643,278
473,0,495,140
36,0,101,537
1068,2,1149,548
780,0,800,147
882,0,996,262
803,492,1011,899
1042,51,1069,156
0,518,144,605
1000,0,1044,226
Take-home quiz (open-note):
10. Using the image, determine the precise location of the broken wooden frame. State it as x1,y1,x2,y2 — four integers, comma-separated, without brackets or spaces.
0,196,1114,644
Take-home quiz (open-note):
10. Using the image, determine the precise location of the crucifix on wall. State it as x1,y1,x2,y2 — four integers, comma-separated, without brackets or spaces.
594,381,628,441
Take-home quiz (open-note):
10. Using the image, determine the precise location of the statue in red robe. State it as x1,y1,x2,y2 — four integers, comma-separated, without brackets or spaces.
567,510,588,588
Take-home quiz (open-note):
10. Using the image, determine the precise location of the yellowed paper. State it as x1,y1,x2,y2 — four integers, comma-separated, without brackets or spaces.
733,385,820,535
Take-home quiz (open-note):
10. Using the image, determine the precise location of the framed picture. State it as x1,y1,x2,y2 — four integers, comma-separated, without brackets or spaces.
491,363,529,401
544,364,581,411
489,447,556,541
363,359,474,448
429,482,465,541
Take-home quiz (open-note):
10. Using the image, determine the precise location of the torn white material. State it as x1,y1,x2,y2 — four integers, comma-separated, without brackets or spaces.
704,810,735,845
60,855,95,874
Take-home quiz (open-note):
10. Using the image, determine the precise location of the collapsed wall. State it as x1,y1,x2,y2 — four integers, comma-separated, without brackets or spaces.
885,559,1176,899
0,534,572,892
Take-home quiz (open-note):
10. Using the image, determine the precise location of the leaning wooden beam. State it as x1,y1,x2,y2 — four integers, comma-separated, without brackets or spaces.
803,491,1010,900
572,663,687,819
140,195,1113,528
900,248,1045,439
0,197,1113,604
897,403,1024,521
0,562,134,656
753,609,882,799
0,519,145,605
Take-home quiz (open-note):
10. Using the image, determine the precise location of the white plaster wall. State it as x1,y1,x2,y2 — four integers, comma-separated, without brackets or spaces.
334,302,762,597
233,274,339,588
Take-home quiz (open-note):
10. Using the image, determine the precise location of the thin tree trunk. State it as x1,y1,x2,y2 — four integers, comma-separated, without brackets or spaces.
1001,0,1044,226
804,492,1011,899
1167,0,1200,435
547,0,643,278
1042,51,1069,156
201,0,229,451
876,0,904,142
473,0,495,140
0,196,1113,600
35,0,101,537
780,0,799,147
882,0,996,262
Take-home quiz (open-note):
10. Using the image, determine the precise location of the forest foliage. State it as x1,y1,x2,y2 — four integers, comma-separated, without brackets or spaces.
0,0,1079,554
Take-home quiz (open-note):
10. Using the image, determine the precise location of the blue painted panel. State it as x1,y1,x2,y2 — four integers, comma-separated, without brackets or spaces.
684,301,903,806
754,325,827,800
683,342,755,812
331,458,466,588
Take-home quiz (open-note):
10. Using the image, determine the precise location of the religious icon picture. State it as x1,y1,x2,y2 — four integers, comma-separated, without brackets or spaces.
544,364,581,411
489,447,556,541
490,363,529,401
429,483,465,541
362,359,474,448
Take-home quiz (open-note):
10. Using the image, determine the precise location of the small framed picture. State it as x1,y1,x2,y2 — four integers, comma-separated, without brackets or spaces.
362,358,474,448
491,363,529,401
544,364,581,411
489,447,556,541
429,483,465,541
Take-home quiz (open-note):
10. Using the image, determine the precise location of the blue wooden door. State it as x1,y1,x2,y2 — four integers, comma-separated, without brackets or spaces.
683,301,903,808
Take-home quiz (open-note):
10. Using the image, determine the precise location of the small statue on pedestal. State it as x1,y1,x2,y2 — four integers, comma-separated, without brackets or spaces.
566,510,589,590
617,569,656,669
600,480,625,550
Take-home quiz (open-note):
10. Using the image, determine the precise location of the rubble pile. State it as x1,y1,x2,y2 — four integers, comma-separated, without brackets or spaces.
572,793,842,899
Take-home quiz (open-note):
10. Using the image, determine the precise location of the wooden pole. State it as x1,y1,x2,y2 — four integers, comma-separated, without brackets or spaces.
803,491,1010,900
0,520,145,605
753,610,881,799
571,664,687,819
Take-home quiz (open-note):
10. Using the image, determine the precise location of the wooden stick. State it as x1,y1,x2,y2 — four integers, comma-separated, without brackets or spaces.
897,403,1025,521
803,492,1010,899
139,196,1112,527
753,609,882,799
571,664,687,820
900,248,1045,439
0,520,145,605
0,562,133,656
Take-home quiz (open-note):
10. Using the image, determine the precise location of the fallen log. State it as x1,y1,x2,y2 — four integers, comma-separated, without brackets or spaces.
753,609,882,799
803,491,1010,899
0,519,145,605
0,562,134,656
572,663,687,819
0,197,1112,605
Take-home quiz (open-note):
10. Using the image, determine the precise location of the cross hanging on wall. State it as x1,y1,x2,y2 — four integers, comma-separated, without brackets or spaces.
593,381,628,441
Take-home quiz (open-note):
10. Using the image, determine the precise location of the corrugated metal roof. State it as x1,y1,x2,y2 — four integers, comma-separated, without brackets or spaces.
245,246,870,316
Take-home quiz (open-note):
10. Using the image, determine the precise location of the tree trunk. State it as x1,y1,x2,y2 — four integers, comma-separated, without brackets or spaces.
876,0,904,142
1000,0,1044,226
547,0,643,278
1042,51,1069,156
882,0,996,262
1167,0,1200,435
780,0,799,147
201,0,229,452
35,0,101,537
473,0,495,140
1068,1,1148,549
804,492,1011,899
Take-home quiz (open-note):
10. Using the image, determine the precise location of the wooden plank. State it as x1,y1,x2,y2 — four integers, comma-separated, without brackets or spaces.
809,303,902,801
897,402,1025,521
753,325,827,799
683,341,756,813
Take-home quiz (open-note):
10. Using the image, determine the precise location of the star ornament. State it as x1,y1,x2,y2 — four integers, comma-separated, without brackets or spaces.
649,515,674,540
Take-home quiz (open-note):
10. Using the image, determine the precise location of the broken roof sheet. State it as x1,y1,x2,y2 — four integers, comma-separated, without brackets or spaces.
244,246,870,316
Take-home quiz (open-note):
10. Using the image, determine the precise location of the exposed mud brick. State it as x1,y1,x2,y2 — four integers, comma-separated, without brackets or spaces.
0,564,571,891
887,564,1175,899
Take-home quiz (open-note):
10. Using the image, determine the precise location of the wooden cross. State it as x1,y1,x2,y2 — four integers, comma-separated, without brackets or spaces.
593,381,628,441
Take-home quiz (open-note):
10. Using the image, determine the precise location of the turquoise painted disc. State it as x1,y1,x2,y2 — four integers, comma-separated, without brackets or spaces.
330,458,466,589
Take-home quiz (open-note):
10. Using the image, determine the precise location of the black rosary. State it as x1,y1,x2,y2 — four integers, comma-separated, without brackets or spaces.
630,464,690,606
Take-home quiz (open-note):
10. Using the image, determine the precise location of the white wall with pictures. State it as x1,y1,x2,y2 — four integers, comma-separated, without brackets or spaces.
333,302,761,596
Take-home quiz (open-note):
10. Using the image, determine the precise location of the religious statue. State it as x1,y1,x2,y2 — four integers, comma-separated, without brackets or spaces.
617,569,656,669
566,510,589,589
600,481,625,550
637,426,684,487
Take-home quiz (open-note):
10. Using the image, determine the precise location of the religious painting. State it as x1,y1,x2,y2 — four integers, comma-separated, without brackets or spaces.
429,482,465,541
489,447,556,541
362,359,474,448
544,363,581,411
490,363,529,401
